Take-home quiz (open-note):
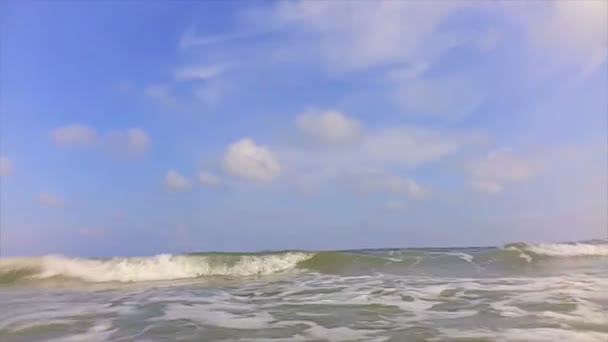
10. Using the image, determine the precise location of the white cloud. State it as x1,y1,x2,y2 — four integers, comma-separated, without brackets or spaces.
223,138,281,182
174,64,230,81
38,192,65,208
296,110,363,145
198,171,221,187
106,128,150,154
0,157,11,177
50,124,99,146
165,169,192,191
144,84,177,106
527,1,608,78
271,1,463,70
468,148,542,194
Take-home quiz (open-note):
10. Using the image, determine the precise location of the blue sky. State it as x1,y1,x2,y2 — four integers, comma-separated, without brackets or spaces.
1,1,606,256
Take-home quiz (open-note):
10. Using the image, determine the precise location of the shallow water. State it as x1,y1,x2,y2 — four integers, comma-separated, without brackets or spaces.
1,242,607,341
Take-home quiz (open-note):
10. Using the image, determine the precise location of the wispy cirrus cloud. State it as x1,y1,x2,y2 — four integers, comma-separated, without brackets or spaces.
267,1,464,71
174,64,230,82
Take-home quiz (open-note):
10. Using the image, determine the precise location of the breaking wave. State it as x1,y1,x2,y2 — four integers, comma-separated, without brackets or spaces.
1,241,606,284
0,252,314,283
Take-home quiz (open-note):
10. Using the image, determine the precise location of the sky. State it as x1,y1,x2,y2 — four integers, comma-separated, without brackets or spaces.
0,1,607,257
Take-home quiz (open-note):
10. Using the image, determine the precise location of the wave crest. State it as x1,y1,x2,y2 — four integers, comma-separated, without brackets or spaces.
0,252,314,283
505,242,608,257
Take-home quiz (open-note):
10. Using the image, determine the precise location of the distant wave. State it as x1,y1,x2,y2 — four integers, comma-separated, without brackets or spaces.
505,241,608,258
1,241,606,284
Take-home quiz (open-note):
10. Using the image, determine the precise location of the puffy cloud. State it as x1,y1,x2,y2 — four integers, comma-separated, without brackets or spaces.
165,169,192,191
50,124,99,146
223,138,281,182
296,110,363,144
198,171,221,187
38,192,65,208
468,148,542,194
0,157,11,177
174,64,230,81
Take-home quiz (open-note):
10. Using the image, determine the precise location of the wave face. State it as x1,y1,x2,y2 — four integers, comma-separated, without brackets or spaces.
1,241,606,284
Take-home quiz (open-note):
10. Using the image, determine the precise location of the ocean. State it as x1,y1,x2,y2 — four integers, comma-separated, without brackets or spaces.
0,241,607,341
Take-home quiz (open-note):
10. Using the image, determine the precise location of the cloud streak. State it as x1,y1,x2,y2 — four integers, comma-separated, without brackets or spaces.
50,124,150,156
174,64,230,81
50,124,98,146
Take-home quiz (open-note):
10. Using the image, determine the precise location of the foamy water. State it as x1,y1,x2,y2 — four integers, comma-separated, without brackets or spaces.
1,242,607,341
